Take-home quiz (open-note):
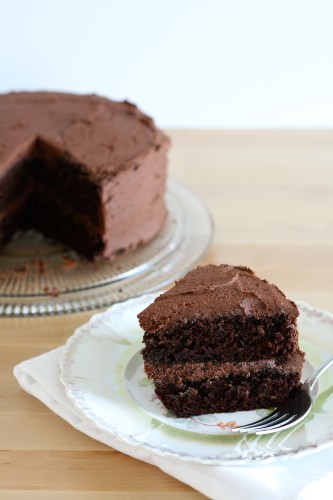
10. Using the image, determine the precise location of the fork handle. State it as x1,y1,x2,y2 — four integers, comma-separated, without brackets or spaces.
307,353,333,391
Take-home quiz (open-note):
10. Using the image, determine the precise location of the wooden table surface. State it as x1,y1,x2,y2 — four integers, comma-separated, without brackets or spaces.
1,130,333,498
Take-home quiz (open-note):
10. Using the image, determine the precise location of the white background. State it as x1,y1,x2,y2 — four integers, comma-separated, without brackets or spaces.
1,0,333,128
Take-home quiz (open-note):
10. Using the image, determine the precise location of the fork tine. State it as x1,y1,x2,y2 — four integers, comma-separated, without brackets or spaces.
254,414,300,435
232,410,281,431
246,412,290,429
234,412,291,433
232,406,301,432
235,413,300,434
239,413,292,432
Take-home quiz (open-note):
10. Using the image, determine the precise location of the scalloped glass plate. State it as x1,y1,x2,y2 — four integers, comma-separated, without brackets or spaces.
0,178,213,317
59,294,333,465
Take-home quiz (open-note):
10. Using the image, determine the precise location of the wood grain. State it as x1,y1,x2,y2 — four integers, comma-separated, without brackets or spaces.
1,130,333,498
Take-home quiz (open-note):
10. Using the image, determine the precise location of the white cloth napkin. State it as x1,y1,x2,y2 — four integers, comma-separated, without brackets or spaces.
14,347,333,500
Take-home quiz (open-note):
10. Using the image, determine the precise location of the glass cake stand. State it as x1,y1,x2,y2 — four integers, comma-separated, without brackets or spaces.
0,178,214,317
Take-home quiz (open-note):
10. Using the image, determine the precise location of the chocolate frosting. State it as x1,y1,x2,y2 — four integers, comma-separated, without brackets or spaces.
0,92,168,180
138,264,299,333
144,349,304,386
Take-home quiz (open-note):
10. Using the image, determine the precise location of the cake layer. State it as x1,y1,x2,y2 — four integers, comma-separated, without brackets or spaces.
28,139,102,214
149,350,304,417
18,182,104,259
142,315,299,364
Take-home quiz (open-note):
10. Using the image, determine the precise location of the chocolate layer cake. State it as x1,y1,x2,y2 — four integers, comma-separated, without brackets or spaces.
0,92,169,259
138,264,304,417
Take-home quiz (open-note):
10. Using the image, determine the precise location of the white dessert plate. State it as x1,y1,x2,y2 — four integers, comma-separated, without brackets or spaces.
59,294,333,465
0,177,213,317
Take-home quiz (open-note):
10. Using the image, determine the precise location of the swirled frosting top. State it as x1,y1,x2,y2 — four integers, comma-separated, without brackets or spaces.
138,264,299,333
0,91,168,180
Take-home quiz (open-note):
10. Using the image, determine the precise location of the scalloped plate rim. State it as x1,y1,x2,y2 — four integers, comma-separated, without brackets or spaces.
59,294,333,465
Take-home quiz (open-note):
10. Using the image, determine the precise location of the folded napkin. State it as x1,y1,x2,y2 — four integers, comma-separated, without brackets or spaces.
14,347,333,500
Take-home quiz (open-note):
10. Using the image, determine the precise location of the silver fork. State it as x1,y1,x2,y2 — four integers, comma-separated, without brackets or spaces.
231,353,333,435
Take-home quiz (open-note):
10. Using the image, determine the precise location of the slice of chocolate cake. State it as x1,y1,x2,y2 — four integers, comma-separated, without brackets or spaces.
138,264,304,418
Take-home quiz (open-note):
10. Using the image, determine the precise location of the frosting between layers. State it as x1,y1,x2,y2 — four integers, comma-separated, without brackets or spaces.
144,349,305,386
138,265,299,333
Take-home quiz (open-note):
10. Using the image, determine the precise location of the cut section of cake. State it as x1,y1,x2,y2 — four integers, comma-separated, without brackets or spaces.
0,92,169,260
138,264,304,417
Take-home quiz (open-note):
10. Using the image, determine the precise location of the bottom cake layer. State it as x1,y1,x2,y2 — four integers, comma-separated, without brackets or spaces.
144,350,304,417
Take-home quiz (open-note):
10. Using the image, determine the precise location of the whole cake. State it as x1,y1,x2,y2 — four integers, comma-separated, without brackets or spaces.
138,264,304,417
0,92,169,259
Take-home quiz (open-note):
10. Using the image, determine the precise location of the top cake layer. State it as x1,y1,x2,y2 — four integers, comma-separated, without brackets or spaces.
138,264,299,334
0,91,167,180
